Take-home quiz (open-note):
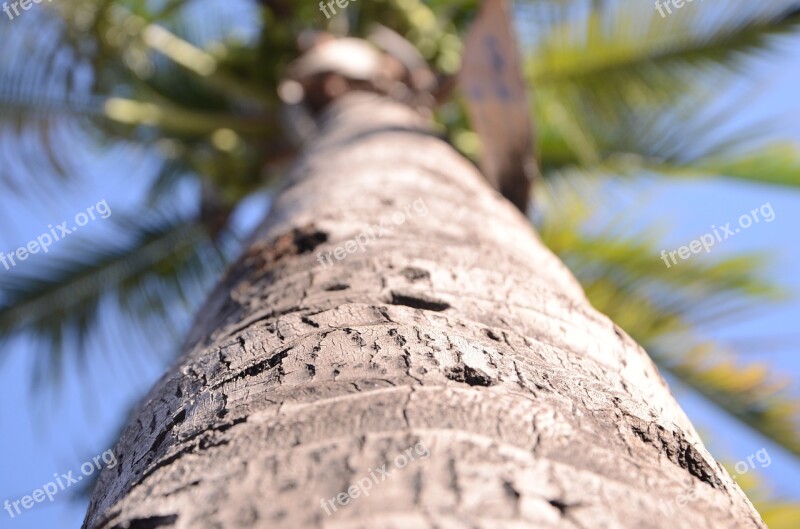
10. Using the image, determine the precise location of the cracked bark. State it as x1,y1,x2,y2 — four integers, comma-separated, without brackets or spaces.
84,93,766,529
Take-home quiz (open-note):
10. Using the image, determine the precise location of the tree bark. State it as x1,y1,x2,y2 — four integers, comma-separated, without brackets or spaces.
84,93,766,529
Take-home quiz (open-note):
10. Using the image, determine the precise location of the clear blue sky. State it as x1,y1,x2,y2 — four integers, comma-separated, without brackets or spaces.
1,15,800,529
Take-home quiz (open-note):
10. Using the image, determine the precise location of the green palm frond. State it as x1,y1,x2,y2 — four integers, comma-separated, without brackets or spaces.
536,177,800,458
0,216,225,386
530,0,800,180
540,141,800,188
531,1,800,85
0,0,282,198
690,144,800,187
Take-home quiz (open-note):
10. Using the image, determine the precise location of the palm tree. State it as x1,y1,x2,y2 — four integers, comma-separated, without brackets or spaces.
82,90,767,528
0,0,798,526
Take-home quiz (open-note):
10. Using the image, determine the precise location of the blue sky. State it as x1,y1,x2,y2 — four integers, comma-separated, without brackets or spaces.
1,10,800,529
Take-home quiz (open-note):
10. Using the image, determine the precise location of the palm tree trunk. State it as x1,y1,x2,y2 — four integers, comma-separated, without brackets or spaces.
84,92,765,529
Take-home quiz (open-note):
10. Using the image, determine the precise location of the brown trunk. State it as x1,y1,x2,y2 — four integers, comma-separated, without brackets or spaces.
84,93,766,529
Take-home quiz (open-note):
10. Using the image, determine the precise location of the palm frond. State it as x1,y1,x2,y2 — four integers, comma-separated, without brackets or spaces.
536,176,800,458
0,216,225,386
691,143,800,187
531,1,800,85
530,0,800,180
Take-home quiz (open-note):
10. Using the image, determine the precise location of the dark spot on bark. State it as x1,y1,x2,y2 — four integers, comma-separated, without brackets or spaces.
375,305,393,322
446,365,496,387
240,225,328,275
323,283,350,291
345,328,367,346
199,436,230,450
216,416,247,433
279,480,299,492
291,227,328,254
484,328,502,341
148,431,169,460
306,364,316,376
388,328,407,346
389,290,450,312
503,480,520,500
548,498,570,515
216,395,229,418
225,347,292,385
301,315,320,328
110,514,178,529
400,267,430,282
219,348,232,370
502,480,521,514
148,407,188,456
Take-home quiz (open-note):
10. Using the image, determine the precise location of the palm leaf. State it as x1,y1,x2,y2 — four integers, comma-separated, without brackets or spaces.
529,0,800,183
536,176,800,458
0,216,225,386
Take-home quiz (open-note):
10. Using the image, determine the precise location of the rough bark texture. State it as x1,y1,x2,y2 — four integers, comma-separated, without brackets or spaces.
84,93,766,529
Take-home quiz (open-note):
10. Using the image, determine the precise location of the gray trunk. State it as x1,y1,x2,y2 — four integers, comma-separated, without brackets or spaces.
84,93,766,529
